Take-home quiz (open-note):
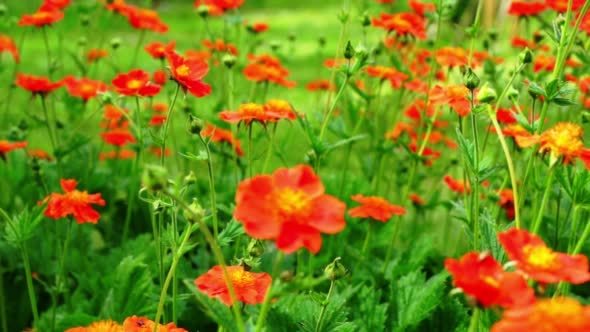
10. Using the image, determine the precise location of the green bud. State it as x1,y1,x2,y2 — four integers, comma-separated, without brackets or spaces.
288,33,296,42
110,37,122,50
270,40,281,52
507,86,519,100
477,83,497,104
487,29,498,41
280,270,294,282
183,200,205,224
344,41,354,60
337,9,350,24
78,37,88,48
581,111,590,124
80,14,90,27
519,47,533,65
463,68,480,90
0,4,7,16
142,164,169,192
361,12,371,27
355,44,369,62
324,257,347,281
533,31,544,44
100,91,114,105
247,239,265,258
318,36,326,48
183,171,197,185
222,54,237,69
189,115,204,134
197,5,210,18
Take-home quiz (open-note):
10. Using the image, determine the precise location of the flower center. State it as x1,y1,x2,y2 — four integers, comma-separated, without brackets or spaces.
275,188,311,217
127,79,142,89
524,245,558,269
80,83,95,93
67,190,90,204
175,64,190,78
230,269,255,287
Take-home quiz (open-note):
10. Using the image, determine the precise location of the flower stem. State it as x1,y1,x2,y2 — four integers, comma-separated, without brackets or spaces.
130,29,146,68
255,251,284,332
198,135,219,238
470,92,480,249
361,221,371,257
261,124,277,174
319,72,349,142
531,166,555,234
41,27,52,76
153,223,193,331
467,308,479,332
161,85,181,166
315,279,335,332
21,245,39,327
165,192,245,332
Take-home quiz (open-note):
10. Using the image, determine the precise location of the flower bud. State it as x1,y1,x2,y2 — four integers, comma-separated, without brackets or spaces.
463,68,480,91
183,200,205,224
519,48,533,65
355,45,369,62
142,164,168,192
318,36,326,48
270,40,281,52
110,37,121,50
197,5,210,18
183,171,197,185
222,54,237,69
507,86,519,100
0,4,7,16
78,37,87,48
288,33,296,42
324,257,347,281
361,12,371,27
189,115,204,135
80,14,90,27
247,239,265,258
477,83,497,104
344,41,354,60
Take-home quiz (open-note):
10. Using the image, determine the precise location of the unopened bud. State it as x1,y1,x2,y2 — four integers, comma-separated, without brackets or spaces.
507,86,519,100
197,5,210,18
78,37,87,48
222,54,237,68
183,200,205,224
110,37,121,50
247,240,265,258
324,257,347,281
344,41,354,60
477,83,497,104
464,68,480,90
361,12,371,27
80,15,90,27
142,164,168,192
0,4,7,16
183,171,197,185
519,48,533,65
189,115,204,134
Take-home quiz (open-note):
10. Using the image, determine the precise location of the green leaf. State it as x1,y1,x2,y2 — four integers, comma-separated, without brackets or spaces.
184,279,237,331
217,219,244,248
356,286,388,332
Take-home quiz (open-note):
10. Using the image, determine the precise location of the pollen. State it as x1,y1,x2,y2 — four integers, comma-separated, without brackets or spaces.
524,245,558,269
175,64,190,77
229,268,256,287
127,79,142,89
275,188,311,216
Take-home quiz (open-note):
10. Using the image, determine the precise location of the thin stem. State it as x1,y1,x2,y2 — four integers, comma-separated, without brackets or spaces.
467,308,480,332
198,135,219,238
261,124,277,174
255,251,284,332
470,92,480,249
161,85,181,166
40,96,61,174
247,124,254,178
130,30,146,68
42,27,52,76
531,166,556,234
165,192,245,332
361,222,371,256
153,224,192,331
319,72,349,142
122,98,143,241
315,280,335,332
21,245,39,327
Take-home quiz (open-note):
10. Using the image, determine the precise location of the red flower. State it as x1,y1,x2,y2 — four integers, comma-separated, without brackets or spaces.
101,124,136,147
220,101,296,125
533,55,555,73
99,149,136,161
348,194,406,222
444,175,470,194
122,316,187,332
410,0,436,16
86,48,108,63
127,8,168,33
144,41,175,59
372,12,427,39
40,0,71,11
0,140,27,160
28,148,52,161
234,165,346,254
306,79,334,92
508,1,547,16
42,179,106,224
202,39,239,55
497,189,515,220
492,297,590,332
243,54,296,87
112,69,161,97
248,22,269,33
166,51,211,98
546,0,584,12
497,108,517,125
16,73,61,96
194,0,244,14
409,193,425,206
201,124,244,156
61,76,107,101
149,114,167,127
0,34,20,63
499,228,590,284
430,85,470,117
19,10,64,27
195,265,271,305
445,252,535,308
435,47,468,68
153,69,167,85
365,65,408,88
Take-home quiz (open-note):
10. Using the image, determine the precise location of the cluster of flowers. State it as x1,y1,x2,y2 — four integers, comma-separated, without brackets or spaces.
66,315,186,332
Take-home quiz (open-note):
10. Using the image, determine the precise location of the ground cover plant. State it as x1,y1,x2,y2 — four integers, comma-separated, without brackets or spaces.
2,0,590,331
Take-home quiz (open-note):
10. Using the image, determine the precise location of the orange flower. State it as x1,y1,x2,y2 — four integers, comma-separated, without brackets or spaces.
492,297,590,332
445,252,535,308
234,165,346,254
144,41,175,59
372,12,427,39
127,8,168,33
122,316,187,332
365,65,408,88
112,69,161,97
194,0,244,14
498,189,515,220
201,124,244,156
61,76,107,101
101,124,136,147
40,0,71,11
0,140,27,160
65,320,122,332
149,114,167,127
153,69,167,85
243,54,296,87
166,51,211,98
546,0,584,12
42,179,106,224
195,265,271,305
0,34,19,63
499,228,590,284
248,22,269,33
497,108,517,125
220,101,296,125
86,48,108,63
515,122,590,167
202,39,239,55
306,79,334,92
385,122,415,141
533,54,555,73
435,47,468,68
410,0,436,16
99,149,136,161
19,10,64,27
16,73,61,96
404,99,434,121
444,175,470,194
409,193,425,206
28,148,52,161
348,194,406,222
508,1,547,16
430,85,470,117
